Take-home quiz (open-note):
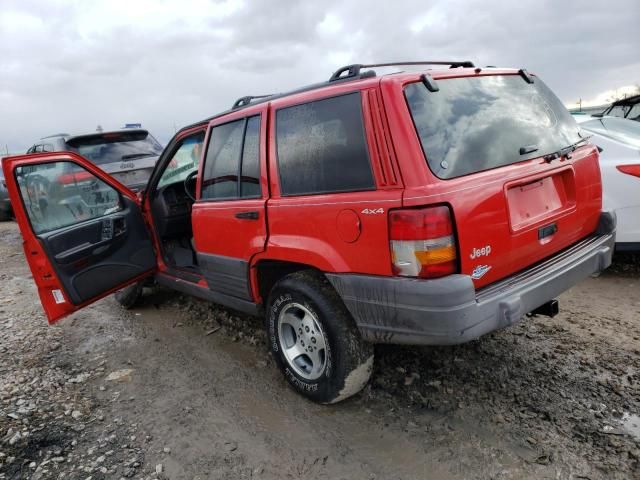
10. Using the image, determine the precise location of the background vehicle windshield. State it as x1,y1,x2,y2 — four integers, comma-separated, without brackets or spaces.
581,117,640,149
70,131,163,166
405,74,582,179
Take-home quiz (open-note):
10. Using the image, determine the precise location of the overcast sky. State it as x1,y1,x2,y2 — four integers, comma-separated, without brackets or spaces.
1,0,639,152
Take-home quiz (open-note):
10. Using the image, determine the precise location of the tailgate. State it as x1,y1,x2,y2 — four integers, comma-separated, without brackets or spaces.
453,146,601,287
97,157,157,191
402,72,603,288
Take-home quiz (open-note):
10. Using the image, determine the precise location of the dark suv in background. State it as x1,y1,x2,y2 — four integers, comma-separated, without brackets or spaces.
0,159,12,220
26,128,163,192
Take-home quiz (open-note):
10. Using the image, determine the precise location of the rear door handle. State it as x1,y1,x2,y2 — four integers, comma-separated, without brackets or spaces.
235,211,259,220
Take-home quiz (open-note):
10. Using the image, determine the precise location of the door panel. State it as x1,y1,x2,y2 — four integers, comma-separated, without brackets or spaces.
192,105,269,301
39,198,156,304
192,198,266,300
2,152,157,323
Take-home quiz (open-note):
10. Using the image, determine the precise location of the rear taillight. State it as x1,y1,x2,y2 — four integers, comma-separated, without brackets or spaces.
616,165,640,178
57,171,93,184
389,205,458,279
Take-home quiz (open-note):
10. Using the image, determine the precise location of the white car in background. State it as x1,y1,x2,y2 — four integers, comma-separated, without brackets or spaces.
574,115,640,252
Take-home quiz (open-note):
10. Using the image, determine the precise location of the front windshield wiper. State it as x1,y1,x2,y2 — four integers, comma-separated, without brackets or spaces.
543,137,590,162
121,151,158,160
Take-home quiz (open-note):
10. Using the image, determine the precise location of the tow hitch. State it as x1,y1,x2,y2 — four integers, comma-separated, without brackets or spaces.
530,299,559,318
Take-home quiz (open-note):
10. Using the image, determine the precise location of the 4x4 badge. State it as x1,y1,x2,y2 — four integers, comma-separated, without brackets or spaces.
361,208,384,215
471,265,492,280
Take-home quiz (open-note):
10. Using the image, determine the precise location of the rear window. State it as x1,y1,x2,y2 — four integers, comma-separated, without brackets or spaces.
69,131,163,166
405,75,582,179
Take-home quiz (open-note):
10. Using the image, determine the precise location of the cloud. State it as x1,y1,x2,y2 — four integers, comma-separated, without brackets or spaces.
0,0,638,152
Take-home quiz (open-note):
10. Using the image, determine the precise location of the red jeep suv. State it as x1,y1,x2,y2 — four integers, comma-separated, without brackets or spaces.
3,61,615,403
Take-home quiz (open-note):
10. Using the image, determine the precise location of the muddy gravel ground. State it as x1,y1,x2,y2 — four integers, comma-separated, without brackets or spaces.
0,221,638,480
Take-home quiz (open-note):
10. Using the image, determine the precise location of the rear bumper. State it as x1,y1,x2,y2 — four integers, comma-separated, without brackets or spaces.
326,212,616,346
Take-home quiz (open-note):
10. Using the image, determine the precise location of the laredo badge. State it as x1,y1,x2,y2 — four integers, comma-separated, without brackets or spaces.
471,264,492,280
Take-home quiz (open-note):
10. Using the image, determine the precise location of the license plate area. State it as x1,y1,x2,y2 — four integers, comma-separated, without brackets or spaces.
506,169,576,232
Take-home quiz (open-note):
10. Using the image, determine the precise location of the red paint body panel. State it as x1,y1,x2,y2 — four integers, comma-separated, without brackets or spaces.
260,85,403,277
192,198,267,259
380,71,602,288
192,104,269,264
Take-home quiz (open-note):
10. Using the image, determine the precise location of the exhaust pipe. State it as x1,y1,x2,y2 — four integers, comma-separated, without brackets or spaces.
530,299,559,318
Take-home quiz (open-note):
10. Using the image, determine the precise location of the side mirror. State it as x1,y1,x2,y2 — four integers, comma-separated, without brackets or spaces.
597,146,603,153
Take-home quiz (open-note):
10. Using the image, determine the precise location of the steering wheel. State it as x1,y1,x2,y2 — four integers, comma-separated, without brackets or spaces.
184,170,198,202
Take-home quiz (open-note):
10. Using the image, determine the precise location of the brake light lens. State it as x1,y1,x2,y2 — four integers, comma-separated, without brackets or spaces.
616,165,640,178
57,171,93,184
389,206,458,279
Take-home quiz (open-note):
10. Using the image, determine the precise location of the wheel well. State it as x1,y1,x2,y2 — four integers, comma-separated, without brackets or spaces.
255,261,320,302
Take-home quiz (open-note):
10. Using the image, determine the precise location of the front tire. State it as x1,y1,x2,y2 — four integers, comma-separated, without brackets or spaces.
266,270,373,404
114,281,144,309
0,208,12,222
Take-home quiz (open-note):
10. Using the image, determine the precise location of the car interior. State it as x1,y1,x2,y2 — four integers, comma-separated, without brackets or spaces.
148,132,205,279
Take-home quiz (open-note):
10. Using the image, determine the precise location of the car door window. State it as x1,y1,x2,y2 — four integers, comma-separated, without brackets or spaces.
240,116,261,198
201,115,262,200
15,161,121,234
157,133,205,188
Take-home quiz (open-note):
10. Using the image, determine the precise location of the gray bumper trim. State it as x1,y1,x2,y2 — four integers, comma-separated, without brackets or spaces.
326,214,615,346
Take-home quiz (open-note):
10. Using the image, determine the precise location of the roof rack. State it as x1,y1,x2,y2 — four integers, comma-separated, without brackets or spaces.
232,95,273,110
182,60,476,132
329,61,475,82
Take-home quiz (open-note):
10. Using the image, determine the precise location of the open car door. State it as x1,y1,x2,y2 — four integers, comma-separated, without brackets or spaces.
2,152,157,324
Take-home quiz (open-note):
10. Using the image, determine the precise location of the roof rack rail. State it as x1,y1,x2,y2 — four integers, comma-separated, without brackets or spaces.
232,95,273,110
329,61,475,82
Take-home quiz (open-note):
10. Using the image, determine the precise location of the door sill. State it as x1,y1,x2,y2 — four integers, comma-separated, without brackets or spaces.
155,272,260,317
163,266,202,284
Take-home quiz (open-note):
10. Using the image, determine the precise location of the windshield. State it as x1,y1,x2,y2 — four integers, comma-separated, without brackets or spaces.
581,117,640,149
405,74,582,179
157,133,205,188
72,132,163,165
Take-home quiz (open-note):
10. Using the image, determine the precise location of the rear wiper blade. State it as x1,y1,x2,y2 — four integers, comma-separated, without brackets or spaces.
121,152,157,160
543,138,589,162
519,144,538,155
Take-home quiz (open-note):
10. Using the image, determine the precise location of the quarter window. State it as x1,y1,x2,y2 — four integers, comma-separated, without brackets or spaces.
201,115,262,200
240,116,261,198
276,93,374,196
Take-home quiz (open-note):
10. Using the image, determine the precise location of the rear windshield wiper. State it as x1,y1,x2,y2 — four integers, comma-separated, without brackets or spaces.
543,137,590,162
519,145,538,155
121,152,157,160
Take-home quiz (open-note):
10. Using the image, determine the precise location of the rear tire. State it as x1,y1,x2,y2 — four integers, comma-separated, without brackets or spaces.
266,270,373,404
114,281,144,309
